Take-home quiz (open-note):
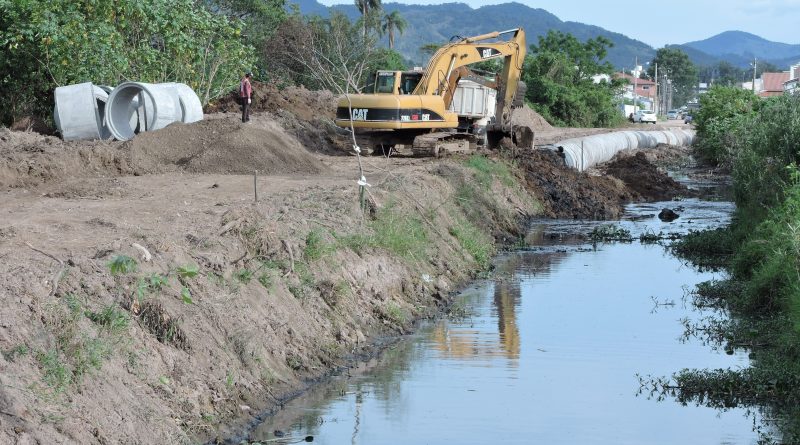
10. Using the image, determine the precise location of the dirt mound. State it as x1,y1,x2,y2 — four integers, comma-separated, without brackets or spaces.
205,82,337,121
603,151,692,201
125,116,327,176
204,83,349,155
0,127,126,188
0,116,327,188
510,105,553,132
514,148,634,219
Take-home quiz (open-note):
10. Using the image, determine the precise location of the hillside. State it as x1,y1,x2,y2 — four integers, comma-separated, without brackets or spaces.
682,31,800,68
291,0,655,68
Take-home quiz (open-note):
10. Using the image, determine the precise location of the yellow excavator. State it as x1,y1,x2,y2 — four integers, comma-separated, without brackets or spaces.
334,28,532,156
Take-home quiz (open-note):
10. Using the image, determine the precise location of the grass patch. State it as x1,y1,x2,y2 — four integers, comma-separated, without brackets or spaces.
464,154,515,188
258,271,274,290
2,344,29,362
36,296,128,393
336,205,429,261
449,219,494,270
176,264,200,279
383,302,407,325
233,269,253,284
107,255,137,275
671,228,734,270
304,228,333,261
589,224,633,242
85,304,130,337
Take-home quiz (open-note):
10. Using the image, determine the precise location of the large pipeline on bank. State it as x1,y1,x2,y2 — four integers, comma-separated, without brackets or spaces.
552,129,696,171
54,81,204,141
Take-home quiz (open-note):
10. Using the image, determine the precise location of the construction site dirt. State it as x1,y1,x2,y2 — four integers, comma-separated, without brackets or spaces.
0,88,695,444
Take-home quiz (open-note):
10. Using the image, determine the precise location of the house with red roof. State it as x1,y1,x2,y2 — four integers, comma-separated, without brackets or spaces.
614,72,657,100
758,72,790,97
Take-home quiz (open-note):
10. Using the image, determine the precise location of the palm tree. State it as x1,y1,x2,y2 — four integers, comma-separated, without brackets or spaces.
355,0,382,37
381,10,407,49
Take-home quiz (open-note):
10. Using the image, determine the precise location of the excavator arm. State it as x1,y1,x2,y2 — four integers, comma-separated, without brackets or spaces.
414,28,526,127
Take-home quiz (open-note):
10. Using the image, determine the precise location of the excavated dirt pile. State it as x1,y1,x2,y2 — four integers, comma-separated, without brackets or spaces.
514,148,635,219
603,151,692,201
124,116,327,176
510,105,554,132
0,117,327,188
205,82,337,121
205,82,349,155
512,147,690,219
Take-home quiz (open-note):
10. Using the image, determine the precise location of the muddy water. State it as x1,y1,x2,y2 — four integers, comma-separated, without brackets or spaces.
244,198,760,444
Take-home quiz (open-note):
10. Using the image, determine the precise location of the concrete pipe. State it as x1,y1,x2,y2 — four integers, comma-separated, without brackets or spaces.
554,129,696,171
54,82,110,141
168,83,204,123
106,82,182,141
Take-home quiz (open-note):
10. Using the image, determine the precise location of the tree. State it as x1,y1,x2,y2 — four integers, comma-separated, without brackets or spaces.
694,85,760,164
522,30,625,127
647,48,698,107
0,0,254,125
355,0,382,38
381,10,407,49
206,0,287,68
264,12,383,94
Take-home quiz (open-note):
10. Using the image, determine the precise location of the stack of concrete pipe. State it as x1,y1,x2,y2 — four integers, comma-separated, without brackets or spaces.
552,129,696,172
54,82,203,141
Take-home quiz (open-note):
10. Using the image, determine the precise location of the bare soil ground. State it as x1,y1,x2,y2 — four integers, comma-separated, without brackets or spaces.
0,86,693,444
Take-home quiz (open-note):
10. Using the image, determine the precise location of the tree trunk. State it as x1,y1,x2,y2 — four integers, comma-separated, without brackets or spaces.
389,29,394,49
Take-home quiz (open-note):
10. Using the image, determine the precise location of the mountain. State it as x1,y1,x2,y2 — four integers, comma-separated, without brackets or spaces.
287,1,799,71
289,1,655,69
681,31,800,68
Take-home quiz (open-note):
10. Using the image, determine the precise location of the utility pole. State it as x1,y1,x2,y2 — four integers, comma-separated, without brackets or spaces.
654,63,658,115
752,57,757,93
633,57,638,113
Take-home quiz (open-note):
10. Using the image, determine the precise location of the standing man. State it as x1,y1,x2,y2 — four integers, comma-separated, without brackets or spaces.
240,72,253,123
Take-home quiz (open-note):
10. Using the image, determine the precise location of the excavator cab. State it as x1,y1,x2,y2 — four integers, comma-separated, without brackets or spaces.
367,70,424,95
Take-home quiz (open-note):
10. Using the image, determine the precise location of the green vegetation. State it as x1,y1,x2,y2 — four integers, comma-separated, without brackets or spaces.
0,0,254,125
107,256,138,275
339,204,429,261
449,219,494,270
646,48,698,108
36,297,131,394
665,94,800,442
464,155,515,188
233,269,254,284
523,30,625,127
694,86,761,164
588,224,633,242
304,228,332,261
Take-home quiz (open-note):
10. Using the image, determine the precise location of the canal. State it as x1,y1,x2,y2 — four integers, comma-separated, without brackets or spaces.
242,191,761,444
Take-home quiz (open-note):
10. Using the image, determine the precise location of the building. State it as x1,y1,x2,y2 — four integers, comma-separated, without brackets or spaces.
614,72,656,101
757,72,791,97
784,63,800,95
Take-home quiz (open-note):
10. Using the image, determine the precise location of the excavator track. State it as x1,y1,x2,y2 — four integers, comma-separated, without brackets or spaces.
411,132,474,157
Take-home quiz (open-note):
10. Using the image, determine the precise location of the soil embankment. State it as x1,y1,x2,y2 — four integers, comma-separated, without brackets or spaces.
0,87,692,444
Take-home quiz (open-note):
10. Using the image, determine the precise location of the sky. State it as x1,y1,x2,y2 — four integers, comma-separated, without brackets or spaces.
316,0,800,48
